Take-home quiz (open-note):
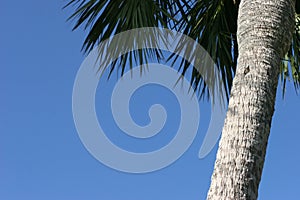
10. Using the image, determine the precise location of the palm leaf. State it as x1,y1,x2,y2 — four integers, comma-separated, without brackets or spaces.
280,13,300,97
168,0,238,100
65,0,300,100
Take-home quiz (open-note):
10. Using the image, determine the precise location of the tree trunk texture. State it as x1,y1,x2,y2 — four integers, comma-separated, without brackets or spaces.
207,0,295,200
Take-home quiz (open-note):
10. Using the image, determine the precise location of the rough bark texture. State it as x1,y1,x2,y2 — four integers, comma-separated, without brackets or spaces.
207,0,295,200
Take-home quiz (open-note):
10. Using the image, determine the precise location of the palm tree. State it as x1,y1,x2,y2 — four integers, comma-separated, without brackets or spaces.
206,1,295,199
65,0,300,199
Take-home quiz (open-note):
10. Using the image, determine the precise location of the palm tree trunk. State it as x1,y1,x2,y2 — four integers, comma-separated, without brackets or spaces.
207,0,295,199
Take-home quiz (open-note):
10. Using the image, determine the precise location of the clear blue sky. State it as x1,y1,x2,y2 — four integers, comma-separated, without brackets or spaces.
1,1,299,200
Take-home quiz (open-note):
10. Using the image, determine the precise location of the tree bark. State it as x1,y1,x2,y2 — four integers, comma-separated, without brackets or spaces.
207,0,295,199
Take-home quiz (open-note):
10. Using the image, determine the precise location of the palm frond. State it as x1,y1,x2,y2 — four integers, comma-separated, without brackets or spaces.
66,0,299,100
280,13,300,97
66,0,177,78
168,0,239,100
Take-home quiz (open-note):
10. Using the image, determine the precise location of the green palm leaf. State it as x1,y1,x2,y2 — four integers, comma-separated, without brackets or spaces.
65,0,300,99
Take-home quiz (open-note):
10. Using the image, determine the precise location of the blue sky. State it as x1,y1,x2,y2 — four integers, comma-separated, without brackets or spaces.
1,1,300,200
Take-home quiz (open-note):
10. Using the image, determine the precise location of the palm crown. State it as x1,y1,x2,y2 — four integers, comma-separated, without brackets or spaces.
65,0,300,98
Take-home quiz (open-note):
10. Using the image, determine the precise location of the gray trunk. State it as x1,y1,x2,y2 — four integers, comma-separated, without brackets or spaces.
207,0,295,199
